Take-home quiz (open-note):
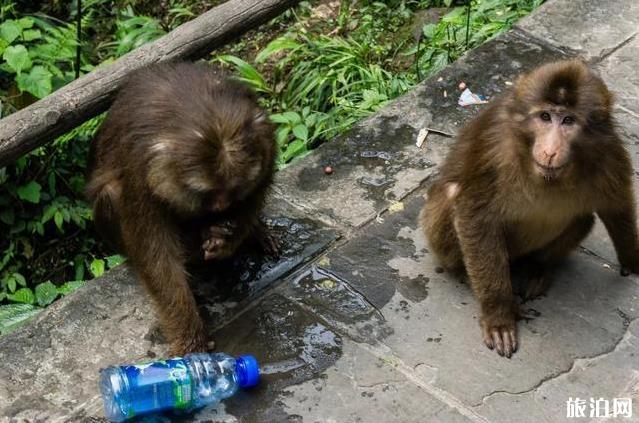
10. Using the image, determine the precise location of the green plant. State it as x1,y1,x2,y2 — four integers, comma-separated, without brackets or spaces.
416,0,545,77
100,6,165,56
0,0,546,329
0,15,85,104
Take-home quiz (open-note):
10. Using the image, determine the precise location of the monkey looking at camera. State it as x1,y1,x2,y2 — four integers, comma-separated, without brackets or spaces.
420,60,639,358
86,62,277,355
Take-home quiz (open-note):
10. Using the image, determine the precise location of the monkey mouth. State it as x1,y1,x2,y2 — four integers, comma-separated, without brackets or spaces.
534,161,567,180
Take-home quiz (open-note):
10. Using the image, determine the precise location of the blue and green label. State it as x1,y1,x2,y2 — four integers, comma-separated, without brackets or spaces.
121,358,194,416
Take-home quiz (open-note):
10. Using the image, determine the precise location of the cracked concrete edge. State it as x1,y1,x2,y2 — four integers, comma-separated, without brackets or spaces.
513,23,639,67
477,318,639,405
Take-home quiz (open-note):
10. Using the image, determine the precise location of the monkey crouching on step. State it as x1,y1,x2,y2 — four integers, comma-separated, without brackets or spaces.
86,62,277,355
420,60,639,358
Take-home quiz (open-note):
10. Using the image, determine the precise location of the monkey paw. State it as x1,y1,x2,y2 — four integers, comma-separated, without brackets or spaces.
480,313,518,358
256,228,281,257
620,259,639,277
202,221,238,260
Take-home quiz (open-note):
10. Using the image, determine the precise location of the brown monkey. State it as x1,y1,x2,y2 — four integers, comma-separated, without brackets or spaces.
420,60,639,358
86,62,277,354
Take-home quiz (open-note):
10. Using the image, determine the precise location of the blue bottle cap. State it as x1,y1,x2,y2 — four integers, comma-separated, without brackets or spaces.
236,354,260,388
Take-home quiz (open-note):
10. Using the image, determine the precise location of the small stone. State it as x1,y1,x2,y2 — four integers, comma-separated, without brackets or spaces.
324,166,333,175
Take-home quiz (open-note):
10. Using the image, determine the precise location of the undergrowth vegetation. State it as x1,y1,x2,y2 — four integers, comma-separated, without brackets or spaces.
0,0,543,333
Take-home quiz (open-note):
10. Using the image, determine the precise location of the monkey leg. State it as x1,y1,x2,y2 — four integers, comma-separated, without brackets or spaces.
454,206,518,358
122,211,208,355
523,214,595,300
420,182,464,271
87,174,124,251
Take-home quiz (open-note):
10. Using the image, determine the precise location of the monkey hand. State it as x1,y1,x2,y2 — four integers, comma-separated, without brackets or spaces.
202,220,239,260
480,304,518,358
254,222,281,257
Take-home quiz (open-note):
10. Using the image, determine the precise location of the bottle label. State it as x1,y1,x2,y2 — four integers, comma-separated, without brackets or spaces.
121,358,193,416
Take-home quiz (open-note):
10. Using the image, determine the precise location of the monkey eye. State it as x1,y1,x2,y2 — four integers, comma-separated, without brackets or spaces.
540,112,551,122
562,116,575,125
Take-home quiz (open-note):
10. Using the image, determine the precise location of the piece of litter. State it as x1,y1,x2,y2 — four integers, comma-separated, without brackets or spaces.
603,263,611,269
443,90,447,98
437,76,443,82
416,127,456,148
505,81,513,86
317,256,331,267
388,201,404,213
458,88,488,106
318,279,336,289
416,128,428,148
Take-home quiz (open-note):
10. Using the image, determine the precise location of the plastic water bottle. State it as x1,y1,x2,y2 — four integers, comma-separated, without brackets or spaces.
99,353,260,422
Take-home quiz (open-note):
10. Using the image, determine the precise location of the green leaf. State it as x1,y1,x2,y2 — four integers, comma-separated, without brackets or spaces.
7,277,16,293
216,55,269,93
0,20,21,44
17,17,34,30
3,44,31,74
57,280,85,295
54,210,63,230
422,23,438,39
16,65,53,98
281,112,302,124
255,37,301,63
292,124,309,142
35,281,58,306
281,139,308,163
0,209,14,225
275,126,290,147
14,273,26,287
90,258,105,278
22,29,41,41
0,304,40,335
269,113,292,124
432,51,449,72
16,181,41,203
106,254,126,268
7,287,35,304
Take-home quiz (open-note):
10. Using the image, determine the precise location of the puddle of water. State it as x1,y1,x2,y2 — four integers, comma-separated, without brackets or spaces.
360,150,395,160
292,267,374,321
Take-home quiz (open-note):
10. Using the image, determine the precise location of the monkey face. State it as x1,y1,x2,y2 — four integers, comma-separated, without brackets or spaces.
512,60,613,184
527,108,581,181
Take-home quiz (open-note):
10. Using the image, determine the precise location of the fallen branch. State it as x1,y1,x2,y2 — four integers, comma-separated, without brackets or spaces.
0,0,299,167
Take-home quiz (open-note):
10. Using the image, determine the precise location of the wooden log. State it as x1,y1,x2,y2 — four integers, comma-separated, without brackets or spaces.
0,0,299,168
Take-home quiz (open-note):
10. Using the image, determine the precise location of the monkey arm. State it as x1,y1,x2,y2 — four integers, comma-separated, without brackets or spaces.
454,201,518,357
120,199,207,354
598,200,639,275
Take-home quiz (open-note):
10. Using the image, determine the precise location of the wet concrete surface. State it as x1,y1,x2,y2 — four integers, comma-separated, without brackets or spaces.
274,31,568,229
3,1,639,422
0,200,338,421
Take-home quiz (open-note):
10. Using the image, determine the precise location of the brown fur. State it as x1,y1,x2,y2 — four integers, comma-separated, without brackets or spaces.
86,62,277,354
420,60,639,357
